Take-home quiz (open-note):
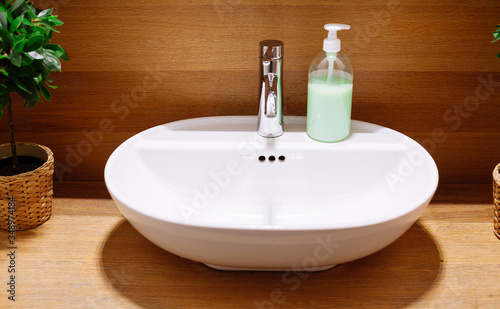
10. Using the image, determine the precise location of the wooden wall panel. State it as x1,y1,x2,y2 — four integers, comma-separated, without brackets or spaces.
1,0,500,183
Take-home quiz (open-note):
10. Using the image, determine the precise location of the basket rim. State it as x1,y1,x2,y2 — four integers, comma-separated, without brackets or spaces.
493,163,500,185
0,142,54,180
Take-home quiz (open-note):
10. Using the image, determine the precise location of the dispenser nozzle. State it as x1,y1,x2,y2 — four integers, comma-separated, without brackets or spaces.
323,23,350,53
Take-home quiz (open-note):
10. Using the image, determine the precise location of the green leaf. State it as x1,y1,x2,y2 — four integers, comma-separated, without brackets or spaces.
0,84,10,96
16,84,39,105
13,33,26,51
5,64,34,77
49,18,63,26
28,5,36,17
14,40,27,52
23,33,43,52
44,44,69,61
10,0,25,12
39,83,51,101
33,72,41,83
45,28,53,40
10,13,23,32
9,74,30,92
42,51,61,71
37,8,53,19
41,21,58,34
27,49,43,59
8,50,22,67
5,8,12,23
20,52,33,65
493,25,500,43
0,9,7,28
21,17,32,26
25,98,38,108
13,32,25,44
29,25,44,36
0,26,12,47
493,30,500,42
20,93,41,108
44,82,57,89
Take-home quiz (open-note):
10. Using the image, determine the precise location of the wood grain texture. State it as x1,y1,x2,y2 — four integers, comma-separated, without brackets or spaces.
1,1,500,183
0,182,499,308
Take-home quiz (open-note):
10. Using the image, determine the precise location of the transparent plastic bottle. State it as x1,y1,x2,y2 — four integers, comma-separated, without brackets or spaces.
307,24,353,142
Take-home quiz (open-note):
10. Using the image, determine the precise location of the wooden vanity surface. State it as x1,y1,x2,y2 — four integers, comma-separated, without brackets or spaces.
0,182,499,308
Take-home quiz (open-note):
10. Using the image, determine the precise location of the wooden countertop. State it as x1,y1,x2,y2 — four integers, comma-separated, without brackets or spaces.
1,182,499,308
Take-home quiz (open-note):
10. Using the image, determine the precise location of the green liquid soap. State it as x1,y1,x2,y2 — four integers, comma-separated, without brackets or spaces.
307,70,353,142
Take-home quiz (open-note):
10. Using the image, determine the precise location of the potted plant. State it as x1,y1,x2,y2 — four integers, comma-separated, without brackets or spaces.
0,0,67,230
492,24,500,240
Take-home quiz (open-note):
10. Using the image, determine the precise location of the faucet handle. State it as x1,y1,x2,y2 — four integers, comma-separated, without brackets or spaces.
260,40,283,60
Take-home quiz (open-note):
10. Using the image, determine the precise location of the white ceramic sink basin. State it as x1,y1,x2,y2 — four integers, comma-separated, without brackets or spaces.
104,116,438,271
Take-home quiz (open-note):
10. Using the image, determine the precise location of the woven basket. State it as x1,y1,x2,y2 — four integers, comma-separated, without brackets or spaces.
0,143,54,231
493,163,500,240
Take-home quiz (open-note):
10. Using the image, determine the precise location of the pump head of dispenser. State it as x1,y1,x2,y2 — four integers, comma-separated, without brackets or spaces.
323,23,350,53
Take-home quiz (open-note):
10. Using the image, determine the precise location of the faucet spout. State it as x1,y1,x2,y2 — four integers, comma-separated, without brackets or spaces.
258,40,284,137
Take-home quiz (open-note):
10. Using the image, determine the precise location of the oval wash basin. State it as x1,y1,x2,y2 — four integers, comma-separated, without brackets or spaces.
104,116,438,271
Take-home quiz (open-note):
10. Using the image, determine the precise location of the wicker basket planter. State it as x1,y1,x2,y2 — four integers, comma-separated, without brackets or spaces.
493,163,500,240
0,143,54,231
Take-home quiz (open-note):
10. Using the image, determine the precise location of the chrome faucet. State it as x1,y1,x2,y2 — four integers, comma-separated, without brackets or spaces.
257,40,284,137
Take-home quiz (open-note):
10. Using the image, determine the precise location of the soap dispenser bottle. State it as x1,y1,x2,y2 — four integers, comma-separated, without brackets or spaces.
307,23,353,142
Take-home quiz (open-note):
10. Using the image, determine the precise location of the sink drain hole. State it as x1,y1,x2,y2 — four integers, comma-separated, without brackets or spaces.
269,155,276,162
258,155,266,162
278,155,285,161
